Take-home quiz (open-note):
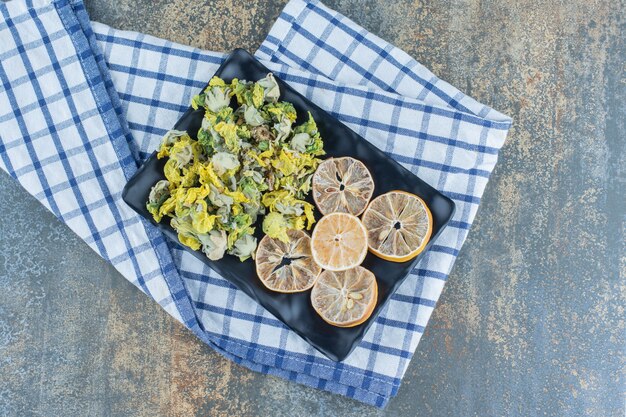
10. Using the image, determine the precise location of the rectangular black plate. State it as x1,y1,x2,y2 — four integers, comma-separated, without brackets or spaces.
122,49,455,361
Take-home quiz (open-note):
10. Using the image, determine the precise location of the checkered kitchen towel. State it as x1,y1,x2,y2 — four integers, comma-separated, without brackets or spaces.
0,0,511,407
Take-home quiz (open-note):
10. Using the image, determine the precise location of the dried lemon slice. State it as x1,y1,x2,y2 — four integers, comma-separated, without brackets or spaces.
255,229,322,293
361,190,432,262
311,266,378,327
310,212,368,271
312,157,374,216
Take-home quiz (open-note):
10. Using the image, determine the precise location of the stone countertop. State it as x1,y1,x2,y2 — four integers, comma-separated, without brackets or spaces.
0,1,623,416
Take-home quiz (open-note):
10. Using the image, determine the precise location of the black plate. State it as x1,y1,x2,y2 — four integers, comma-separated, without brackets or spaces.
122,49,455,361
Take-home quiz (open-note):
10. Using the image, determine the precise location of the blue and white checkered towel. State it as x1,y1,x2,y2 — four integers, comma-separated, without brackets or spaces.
0,0,511,407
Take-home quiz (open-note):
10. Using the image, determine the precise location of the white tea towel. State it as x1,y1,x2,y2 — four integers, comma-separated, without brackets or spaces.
0,0,511,406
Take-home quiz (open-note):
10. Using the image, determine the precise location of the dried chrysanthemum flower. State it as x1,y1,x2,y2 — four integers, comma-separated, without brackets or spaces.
251,125,274,142
149,73,325,261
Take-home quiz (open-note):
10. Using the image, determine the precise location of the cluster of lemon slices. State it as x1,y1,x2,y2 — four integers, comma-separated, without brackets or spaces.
255,156,433,328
